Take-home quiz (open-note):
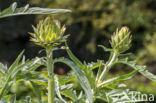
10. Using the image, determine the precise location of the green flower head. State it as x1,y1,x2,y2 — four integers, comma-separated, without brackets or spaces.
110,26,132,53
29,17,69,48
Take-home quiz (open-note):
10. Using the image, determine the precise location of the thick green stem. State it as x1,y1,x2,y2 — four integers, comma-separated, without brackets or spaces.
97,51,117,83
46,48,54,103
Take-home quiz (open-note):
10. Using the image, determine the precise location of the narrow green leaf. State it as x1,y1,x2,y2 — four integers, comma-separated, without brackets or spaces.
53,57,93,103
65,43,86,70
66,44,96,88
115,59,156,82
98,45,113,52
0,2,71,19
0,51,24,99
98,70,137,87
8,50,24,74
54,75,67,103
0,52,41,99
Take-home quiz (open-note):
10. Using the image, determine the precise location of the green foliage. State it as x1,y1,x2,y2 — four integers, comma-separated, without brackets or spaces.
115,58,156,82
65,27,156,102
0,1,156,103
0,51,24,99
0,2,71,19
53,57,93,103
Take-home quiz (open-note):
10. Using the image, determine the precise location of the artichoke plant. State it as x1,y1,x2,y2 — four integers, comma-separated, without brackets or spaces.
29,17,70,103
29,17,69,49
110,27,132,53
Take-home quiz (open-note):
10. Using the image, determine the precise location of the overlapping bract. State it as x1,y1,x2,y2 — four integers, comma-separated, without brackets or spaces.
110,27,131,53
29,17,69,48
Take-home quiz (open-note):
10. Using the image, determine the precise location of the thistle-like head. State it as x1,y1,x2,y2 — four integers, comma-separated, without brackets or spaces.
110,27,132,53
29,17,69,49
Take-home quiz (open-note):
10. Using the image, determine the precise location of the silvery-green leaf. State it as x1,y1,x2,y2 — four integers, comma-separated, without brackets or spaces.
0,2,71,19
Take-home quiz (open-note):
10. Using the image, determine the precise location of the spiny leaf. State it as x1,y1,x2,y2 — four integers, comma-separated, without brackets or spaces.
0,2,71,19
115,58,156,82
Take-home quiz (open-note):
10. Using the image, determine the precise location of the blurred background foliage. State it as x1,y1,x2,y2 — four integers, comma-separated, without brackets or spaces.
0,0,156,101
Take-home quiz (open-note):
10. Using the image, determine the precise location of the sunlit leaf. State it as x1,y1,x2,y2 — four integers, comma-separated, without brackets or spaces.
115,58,156,82
54,75,66,103
0,2,71,19
98,70,137,87
65,43,86,70
53,57,93,103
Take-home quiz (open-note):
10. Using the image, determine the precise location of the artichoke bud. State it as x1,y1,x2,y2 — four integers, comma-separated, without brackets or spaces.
110,27,132,53
29,17,69,48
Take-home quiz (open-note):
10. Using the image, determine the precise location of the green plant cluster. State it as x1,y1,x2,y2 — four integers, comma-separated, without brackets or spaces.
0,2,156,103
31,0,156,95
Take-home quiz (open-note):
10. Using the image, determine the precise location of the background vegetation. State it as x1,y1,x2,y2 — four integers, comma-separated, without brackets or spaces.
0,0,156,101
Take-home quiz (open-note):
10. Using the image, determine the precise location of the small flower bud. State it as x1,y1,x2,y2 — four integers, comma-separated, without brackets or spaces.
29,17,69,48
110,26,132,53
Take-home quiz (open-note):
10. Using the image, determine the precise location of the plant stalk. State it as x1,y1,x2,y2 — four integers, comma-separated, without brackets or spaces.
46,48,55,103
98,51,117,83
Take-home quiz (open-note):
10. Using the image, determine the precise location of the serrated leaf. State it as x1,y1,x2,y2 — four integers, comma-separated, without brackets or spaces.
0,2,71,19
115,59,156,82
